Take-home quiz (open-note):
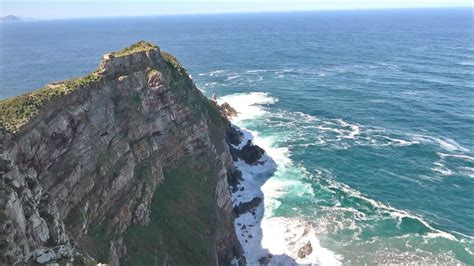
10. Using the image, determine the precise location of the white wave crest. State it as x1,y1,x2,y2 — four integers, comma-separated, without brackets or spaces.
226,74,240,80
438,153,474,162
331,180,458,241
218,92,278,122
410,134,470,153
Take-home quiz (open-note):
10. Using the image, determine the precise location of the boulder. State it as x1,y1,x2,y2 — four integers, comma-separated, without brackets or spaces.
239,140,265,165
221,102,238,118
233,197,262,216
258,255,272,265
32,245,73,264
297,241,313,259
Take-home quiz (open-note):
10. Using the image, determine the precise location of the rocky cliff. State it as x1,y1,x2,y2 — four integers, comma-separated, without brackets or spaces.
0,41,243,265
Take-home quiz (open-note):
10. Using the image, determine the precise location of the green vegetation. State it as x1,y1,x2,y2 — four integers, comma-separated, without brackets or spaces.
72,252,97,266
88,217,114,263
119,49,231,264
0,41,160,133
0,71,101,133
0,40,234,264
111,40,158,57
203,99,227,154
161,51,182,70
133,161,151,180
64,202,86,237
122,159,219,265
131,91,142,105
160,48,228,154
146,67,159,76
160,50,191,96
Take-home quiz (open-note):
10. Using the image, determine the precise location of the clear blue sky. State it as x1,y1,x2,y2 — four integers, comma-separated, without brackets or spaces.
1,0,472,19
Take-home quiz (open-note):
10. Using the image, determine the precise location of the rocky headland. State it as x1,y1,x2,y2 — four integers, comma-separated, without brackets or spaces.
0,15,21,22
0,41,269,265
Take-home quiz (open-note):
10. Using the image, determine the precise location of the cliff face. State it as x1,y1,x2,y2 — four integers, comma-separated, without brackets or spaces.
0,41,242,265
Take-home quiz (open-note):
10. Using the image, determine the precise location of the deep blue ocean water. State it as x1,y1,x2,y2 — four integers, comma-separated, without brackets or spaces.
1,8,473,264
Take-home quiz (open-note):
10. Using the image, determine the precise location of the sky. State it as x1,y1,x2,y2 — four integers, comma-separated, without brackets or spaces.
1,0,472,19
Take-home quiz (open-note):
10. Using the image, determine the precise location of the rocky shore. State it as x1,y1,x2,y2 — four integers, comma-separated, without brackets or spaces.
219,102,321,265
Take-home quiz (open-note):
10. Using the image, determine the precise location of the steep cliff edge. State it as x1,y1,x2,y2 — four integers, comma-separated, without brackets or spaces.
0,41,243,265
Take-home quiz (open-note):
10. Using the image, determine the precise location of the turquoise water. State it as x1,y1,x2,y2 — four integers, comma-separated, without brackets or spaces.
1,8,473,263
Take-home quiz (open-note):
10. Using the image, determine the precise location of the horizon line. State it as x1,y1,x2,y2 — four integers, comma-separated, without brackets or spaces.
2,6,473,21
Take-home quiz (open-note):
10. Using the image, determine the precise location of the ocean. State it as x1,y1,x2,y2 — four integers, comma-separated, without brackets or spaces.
1,8,473,264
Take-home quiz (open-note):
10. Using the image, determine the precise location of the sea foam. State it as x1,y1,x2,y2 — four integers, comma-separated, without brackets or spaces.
219,91,468,264
220,92,342,265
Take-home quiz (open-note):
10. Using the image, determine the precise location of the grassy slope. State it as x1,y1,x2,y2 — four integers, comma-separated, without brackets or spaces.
0,72,101,133
111,40,158,57
0,40,158,133
121,163,218,265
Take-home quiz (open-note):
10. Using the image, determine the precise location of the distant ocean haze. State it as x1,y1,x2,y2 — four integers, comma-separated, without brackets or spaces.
1,8,473,264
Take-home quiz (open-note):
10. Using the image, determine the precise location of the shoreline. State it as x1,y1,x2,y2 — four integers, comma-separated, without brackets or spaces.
229,126,276,264
228,124,341,265
218,92,342,265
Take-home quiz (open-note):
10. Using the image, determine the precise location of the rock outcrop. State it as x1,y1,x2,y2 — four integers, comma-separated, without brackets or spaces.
237,140,265,165
0,15,21,22
220,102,238,118
0,41,243,265
233,197,262,216
226,126,243,147
297,242,313,259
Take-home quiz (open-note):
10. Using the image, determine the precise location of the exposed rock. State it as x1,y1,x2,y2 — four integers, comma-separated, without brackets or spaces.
297,241,313,259
0,41,244,265
229,145,240,161
108,238,127,266
258,255,271,265
30,245,73,264
227,125,243,146
239,140,265,165
220,102,238,118
234,197,262,216
228,168,243,192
